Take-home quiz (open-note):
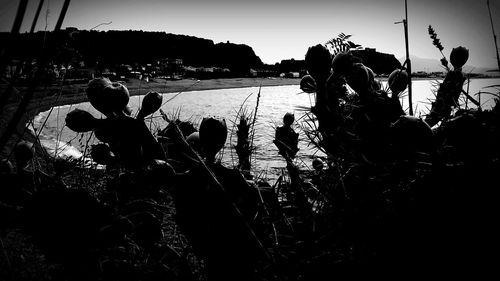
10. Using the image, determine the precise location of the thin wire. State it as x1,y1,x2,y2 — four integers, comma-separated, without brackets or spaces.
90,21,112,30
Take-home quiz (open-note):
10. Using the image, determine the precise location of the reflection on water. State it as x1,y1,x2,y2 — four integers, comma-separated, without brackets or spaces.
35,78,499,174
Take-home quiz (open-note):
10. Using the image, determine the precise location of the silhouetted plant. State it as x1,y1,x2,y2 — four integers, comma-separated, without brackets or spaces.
300,39,405,162
273,112,299,161
425,29,471,127
4,25,500,281
325,33,362,56
65,78,166,169
235,112,252,172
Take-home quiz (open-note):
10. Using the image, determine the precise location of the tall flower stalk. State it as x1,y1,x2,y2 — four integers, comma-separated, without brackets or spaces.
428,25,449,71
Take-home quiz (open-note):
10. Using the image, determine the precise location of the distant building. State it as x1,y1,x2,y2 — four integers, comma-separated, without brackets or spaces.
65,27,78,32
413,71,428,78
183,65,231,79
278,59,306,74
116,64,133,78
71,68,97,79
280,72,300,78
183,66,198,72
250,68,278,78
351,48,401,75
160,58,184,76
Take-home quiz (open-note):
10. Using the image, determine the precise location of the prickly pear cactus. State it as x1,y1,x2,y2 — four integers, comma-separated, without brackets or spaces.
65,79,165,169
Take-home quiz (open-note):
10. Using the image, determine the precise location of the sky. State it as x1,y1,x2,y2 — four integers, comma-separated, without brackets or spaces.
1,0,499,68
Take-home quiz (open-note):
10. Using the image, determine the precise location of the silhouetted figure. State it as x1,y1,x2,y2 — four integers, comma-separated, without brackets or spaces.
199,117,228,164
274,112,299,160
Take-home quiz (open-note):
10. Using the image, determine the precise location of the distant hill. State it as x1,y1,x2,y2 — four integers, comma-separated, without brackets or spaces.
0,29,264,75
398,55,494,74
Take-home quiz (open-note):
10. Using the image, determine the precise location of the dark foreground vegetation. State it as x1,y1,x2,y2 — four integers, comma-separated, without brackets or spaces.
1,32,500,281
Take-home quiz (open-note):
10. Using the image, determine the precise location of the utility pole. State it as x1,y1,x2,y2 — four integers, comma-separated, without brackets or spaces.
487,0,500,72
403,0,413,116
395,0,413,115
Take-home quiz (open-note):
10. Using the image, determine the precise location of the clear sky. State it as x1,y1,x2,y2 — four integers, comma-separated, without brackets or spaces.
1,0,499,68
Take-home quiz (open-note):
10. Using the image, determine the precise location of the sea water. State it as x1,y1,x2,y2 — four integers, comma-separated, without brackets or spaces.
34,78,499,175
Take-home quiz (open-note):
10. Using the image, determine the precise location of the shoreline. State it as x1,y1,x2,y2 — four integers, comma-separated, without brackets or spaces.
126,77,301,96
9,76,500,115
36,77,303,112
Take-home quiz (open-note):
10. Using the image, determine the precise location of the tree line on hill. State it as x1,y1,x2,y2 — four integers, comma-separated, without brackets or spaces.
1,29,402,79
0,29,264,77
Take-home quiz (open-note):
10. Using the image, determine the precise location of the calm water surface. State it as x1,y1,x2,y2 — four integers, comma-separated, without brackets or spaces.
35,78,499,175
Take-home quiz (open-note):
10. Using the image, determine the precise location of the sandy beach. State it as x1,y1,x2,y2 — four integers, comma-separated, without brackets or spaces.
0,77,301,156
28,77,302,113
126,77,301,95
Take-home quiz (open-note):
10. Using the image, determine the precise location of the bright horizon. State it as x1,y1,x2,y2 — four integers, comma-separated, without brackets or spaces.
1,0,499,69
